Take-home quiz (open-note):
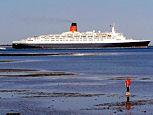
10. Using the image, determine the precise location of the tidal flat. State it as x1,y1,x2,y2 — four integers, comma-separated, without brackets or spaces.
0,68,153,115
0,48,153,114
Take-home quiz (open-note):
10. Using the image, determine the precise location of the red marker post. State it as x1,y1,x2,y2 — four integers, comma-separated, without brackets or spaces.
125,79,131,102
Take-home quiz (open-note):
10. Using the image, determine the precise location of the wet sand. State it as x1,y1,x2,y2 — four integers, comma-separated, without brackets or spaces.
0,69,75,77
0,69,38,72
0,68,153,114
0,53,72,56
0,52,123,56
0,60,15,63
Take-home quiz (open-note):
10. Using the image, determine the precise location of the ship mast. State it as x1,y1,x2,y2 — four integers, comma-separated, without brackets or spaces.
111,23,116,34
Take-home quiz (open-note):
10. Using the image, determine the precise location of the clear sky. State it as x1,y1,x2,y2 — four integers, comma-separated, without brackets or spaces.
0,0,153,44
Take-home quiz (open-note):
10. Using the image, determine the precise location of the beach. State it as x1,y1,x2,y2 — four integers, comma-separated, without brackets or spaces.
0,48,153,114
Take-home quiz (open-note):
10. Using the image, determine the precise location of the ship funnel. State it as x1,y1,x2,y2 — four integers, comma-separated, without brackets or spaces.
70,23,77,32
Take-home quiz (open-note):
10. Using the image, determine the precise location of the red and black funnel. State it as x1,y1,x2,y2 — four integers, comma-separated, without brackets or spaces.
70,23,77,32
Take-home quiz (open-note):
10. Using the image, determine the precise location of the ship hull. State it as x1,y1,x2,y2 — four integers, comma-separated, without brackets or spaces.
12,41,150,49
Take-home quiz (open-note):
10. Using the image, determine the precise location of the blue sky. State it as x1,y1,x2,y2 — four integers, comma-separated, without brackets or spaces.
0,0,153,44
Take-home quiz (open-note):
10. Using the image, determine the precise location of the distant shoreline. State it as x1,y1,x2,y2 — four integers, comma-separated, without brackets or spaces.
0,45,11,47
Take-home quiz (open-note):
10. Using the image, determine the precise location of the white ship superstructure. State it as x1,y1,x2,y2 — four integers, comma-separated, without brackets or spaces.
12,23,150,49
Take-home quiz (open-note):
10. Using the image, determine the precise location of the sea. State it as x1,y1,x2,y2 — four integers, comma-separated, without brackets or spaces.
0,47,153,114
0,47,153,76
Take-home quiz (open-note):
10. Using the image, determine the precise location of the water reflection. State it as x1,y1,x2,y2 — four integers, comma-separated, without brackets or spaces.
125,96,132,110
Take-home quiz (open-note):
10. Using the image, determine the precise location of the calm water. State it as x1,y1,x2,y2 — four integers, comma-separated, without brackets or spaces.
0,47,153,76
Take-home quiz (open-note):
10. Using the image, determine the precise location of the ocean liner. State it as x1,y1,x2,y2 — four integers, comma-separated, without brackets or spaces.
12,23,150,49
